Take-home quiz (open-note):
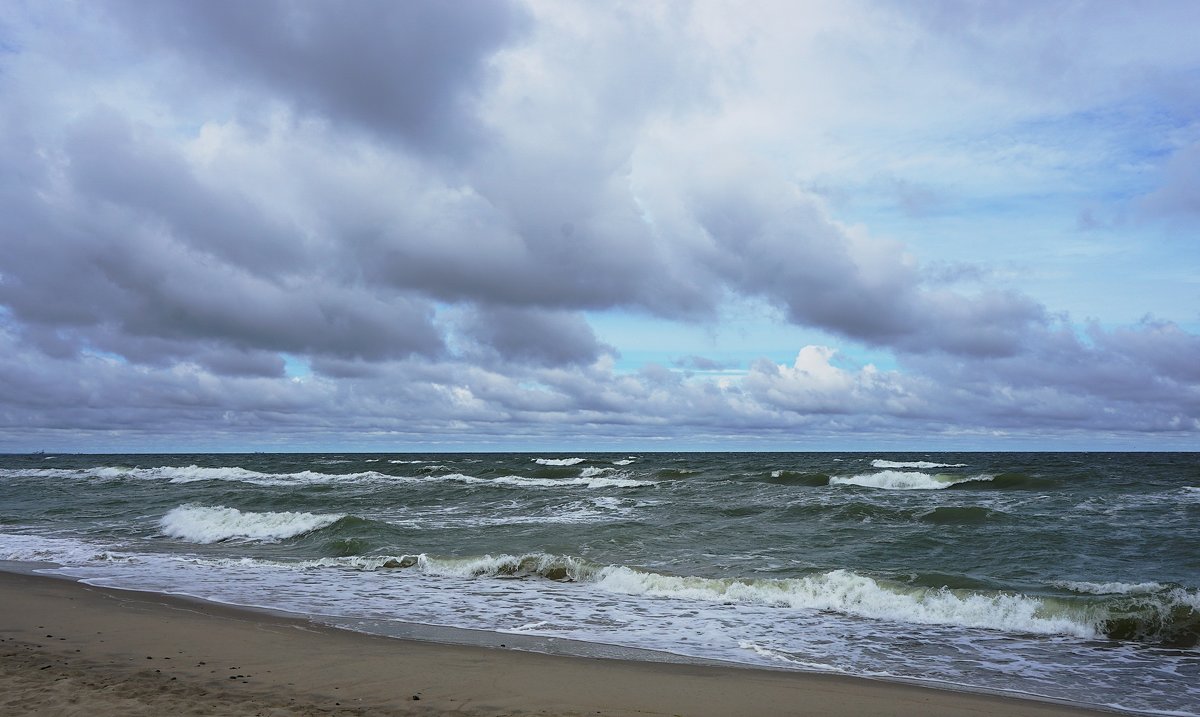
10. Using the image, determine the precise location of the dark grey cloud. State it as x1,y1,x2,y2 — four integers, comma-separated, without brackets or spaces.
7,0,1046,365
0,1,1197,450
0,310,1197,451
62,109,308,275
104,0,530,155
457,306,615,367
0,112,446,365
193,348,286,379
686,175,1045,356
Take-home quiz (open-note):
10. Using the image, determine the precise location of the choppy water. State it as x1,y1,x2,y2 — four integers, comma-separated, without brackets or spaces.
1,452,1197,714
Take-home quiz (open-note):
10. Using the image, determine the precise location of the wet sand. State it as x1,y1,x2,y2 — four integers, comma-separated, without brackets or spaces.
0,569,1114,716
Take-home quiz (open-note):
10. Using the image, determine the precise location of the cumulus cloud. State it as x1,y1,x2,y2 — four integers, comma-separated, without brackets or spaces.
0,0,1197,449
103,0,530,154
457,306,615,367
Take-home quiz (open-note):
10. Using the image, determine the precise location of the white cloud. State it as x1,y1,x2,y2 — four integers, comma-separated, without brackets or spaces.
0,0,1197,449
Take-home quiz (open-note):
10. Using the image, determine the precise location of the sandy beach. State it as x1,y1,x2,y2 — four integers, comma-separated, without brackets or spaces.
0,569,1117,717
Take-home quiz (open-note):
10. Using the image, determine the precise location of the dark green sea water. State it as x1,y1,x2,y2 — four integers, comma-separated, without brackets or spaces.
2,452,1197,714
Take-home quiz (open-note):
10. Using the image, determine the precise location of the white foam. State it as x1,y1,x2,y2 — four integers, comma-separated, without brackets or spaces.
830,470,991,490
417,552,594,580
1054,580,1167,595
0,532,135,565
160,505,344,544
296,554,422,571
0,465,407,487
317,548,1097,638
440,472,653,489
507,621,552,633
160,467,404,487
872,460,968,469
613,459,635,466
590,567,1097,638
738,641,842,671
533,457,585,466
0,467,125,481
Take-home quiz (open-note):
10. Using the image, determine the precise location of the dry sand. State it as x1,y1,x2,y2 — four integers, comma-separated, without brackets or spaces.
0,569,1115,716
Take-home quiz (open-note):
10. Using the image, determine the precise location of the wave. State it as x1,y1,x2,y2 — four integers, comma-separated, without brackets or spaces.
294,552,1115,640
0,464,653,491
442,472,653,489
654,468,698,479
829,470,993,491
430,558,1198,647
1055,580,1168,595
765,470,830,486
0,465,409,487
533,458,585,466
160,466,400,486
160,505,345,544
0,532,138,565
871,460,968,469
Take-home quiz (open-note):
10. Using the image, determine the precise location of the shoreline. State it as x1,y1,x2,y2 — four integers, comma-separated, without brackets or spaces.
0,568,1118,716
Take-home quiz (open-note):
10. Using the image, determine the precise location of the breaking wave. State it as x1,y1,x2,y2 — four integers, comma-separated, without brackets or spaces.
442,472,653,489
160,505,345,544
533,457,585,466
830,470,993,490
871,460,968,469
0,465,405,487
1055,580,1168,595
0,465,654,490
285,551,1199,645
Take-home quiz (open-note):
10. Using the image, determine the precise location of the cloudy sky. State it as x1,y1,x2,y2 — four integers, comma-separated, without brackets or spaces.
1,0,1198,452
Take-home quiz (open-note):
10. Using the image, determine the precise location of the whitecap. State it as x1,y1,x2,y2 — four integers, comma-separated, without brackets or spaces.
1054,580,1167,595
830,470,992,490
436,472,652,489
871,460,968,469
533,457,586,466
160,505,344,544
591,567,1097,638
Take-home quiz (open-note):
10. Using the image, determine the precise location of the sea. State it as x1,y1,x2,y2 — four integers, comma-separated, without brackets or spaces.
1,452,1197,714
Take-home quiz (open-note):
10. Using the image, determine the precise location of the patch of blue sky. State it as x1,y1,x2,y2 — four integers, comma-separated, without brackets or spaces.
587,301,900,376
815,99,1199,330
281,353,311,379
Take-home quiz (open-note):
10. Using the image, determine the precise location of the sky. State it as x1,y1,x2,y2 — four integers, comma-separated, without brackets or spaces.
1,0,1198,453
